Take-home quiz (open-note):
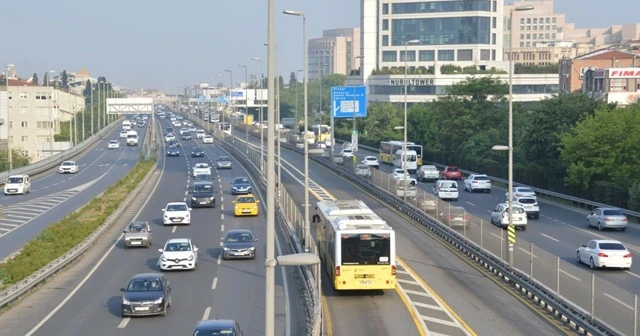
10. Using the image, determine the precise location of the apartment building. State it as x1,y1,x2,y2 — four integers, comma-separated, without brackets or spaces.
0,80,85,161
308,28,361,80
559,49,640,93
505,0,640,65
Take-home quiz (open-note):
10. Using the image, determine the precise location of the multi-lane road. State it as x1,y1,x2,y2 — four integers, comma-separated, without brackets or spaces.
0,116,304,335
0,124,146,260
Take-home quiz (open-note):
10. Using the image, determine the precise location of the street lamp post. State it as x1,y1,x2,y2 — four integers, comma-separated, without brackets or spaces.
295,69,302,126
493,4,534,267
265,0,276,335
46,70,55,156
283,8,310,252
238,64,249,152
251,57,265,173
403,39,420,202
4,65,13,171
224,69,232,128
350,56,364,156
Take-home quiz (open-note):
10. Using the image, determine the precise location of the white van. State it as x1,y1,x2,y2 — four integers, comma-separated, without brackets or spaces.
4,174,31,195
126,131,139,146
433,180,459,201
395,178,417,198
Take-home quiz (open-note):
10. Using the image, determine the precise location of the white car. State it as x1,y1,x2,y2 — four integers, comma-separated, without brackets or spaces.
490,203,527,230
340,148,353,157
432,180,458,201
505,186,536,200
202,135,214,144
172,121,182,127
392,168,409,180
59,161,79,174
4,174,31,195
192,163,212,177
158,238,198,271
196,130,206,139
577,239,632,270
164,134,176,142
108,140,120,149
361,156,379,168
119,131,128,138
513,196,539,219
189,126,197,132
464,174,492,193
355,164,371,177
162,202,191,225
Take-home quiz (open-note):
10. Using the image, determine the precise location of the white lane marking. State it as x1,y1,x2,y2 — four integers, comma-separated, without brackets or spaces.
465,201,476,206
172,226,177,233
220,197,223,203
559,269,580,281
604,293,634,310
117,318,130,328
490,232,502,240
540,233,559,242
184,190,188,195
183,197,186,202
517,247,537,257
211,277,218,290
221,214,224,220
219,241,223,246
202,306,211,320
24,119,166,336
221,224,224,232
217,255,222,265
221,204,224,211
625,271,640,280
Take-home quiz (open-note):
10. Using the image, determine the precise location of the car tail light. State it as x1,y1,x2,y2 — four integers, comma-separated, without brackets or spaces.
335,266,340,276
604,218,613,221
391,265,396,276
465,215,470,221
472,181,478,184
624,253,632,258
622,218,628,222
598,252,609,257
502,212,508,218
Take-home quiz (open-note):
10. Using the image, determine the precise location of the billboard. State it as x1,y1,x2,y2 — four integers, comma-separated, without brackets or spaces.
331,86,367,118
607,92,640,105
608,68,640,79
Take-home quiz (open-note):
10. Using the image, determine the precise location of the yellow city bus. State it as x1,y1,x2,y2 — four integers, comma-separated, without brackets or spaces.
310,124,331,143
379,141,423,166
313,200,396,290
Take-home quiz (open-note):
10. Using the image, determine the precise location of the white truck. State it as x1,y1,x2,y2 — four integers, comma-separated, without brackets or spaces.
126,130,139,146
122,120,132,131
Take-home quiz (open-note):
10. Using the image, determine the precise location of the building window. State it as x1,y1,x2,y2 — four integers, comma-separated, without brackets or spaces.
539,25,543,30
552,33,556,39
382,51,397,62
399,50,416,62
532,34,537,40
382,19,389,30
38,136,49,143
437,50,454,61
9,121,12,128
21,150,29,157
480,49,490,60
20,106,28,114
526,18,531,24
545,25,550,30
520,34,524,39
36,107,48,115
391,17,490,46
545,17,550,23
419,50,435,61
382,35,389,46
20,92,27,99
8,106,12,115
520,25,524,31
492,49,496,60
552,17,556,23
7,92,12,99
457,49,473,61
545,33,550,39
520,42,524,47
392,1,490,14
533,18,537,24
21,136,29,142
492,0,496,12
539,33,543,39
527,26,531,31
21,121,28,128
492,33,496,44
552,24,556,31
526,34,531,39
520,18,525,25
533,25,537,30
382,3,389,14
492,17,496,29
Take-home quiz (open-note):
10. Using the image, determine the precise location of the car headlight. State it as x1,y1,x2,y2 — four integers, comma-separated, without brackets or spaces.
248,247,255,251
163,215,168,218
122,298,131,305
253,205,258,209
232,186,238,189
223,247,229,251
209,197,215,201
185,214,190,218
153,297,163,304
234,205,239,209
187,254,194,261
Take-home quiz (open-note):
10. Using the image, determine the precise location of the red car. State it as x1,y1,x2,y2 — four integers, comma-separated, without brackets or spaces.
440,166,463,180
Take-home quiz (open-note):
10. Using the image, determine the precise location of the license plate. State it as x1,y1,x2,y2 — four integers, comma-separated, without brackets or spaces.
135,307,149,311
172,219,182,222
200,201,208,204
243,210,251,213
454,217,463,221
131,241,141,245
234,252,245,255
359,280,373,285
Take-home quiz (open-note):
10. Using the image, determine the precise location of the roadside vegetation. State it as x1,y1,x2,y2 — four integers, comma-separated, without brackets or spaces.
0,159,156,288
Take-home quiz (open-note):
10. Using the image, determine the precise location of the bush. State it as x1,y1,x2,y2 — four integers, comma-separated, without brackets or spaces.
0,159,155,288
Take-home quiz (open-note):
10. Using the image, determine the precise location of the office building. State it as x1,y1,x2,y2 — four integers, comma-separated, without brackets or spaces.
559,49,640,93
308,28,361,80
582,67,640,105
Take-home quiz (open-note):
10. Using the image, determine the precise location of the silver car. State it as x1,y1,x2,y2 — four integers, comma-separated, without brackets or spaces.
216,156,233,169
587,208,628,231
123,221,152,248
221,229,258,259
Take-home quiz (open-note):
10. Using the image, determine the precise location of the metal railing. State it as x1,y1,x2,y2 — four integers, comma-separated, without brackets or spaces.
0,118,123,185
338,140,640,220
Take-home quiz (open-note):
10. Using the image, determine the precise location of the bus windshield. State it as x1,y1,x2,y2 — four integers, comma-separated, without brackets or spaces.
341,234,391,265
402,154,417,161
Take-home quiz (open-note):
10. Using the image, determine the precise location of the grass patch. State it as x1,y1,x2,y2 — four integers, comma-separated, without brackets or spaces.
0,159,156,289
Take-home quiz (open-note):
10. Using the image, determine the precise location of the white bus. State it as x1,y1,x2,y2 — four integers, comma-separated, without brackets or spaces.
394,150,418,173
313,200,396,291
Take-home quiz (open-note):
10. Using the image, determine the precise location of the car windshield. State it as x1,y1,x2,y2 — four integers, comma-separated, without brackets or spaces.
236,197,256,204
422,166,437,171
603,209,624,216
517,188,534,193
342,149,352,153
218,157,230,162
8,177,23,183
194,184,213,193
166,204,187,211
440,181,457,188
204,135,212,138
128,223,148,233
165,242,192,251
366,157,376,161
505,207,526,214
474,176,489,181
394,170,404,174
127,278,163,292
192,147,203,152
447,167,459,171
62,162,74,166
110,140,118,144
193,329,237,336
195,164,209,168
233,178,249,184
598,243,626,250
195,174,211,181
225,232,253,243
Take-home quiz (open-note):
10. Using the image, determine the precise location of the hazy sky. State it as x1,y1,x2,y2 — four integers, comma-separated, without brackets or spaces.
2,0,638,91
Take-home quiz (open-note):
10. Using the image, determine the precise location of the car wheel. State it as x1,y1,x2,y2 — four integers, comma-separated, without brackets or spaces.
589,258,596,269
121,312,127,318
161,304,167,316
586,219,591,228
168,295,172,307
576,251,581,264
620,227,627,232
597,222,603,231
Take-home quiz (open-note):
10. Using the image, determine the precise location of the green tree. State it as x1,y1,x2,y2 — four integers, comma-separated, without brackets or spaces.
61,70,68,88
289,71,298,86
559,103,640,206
42,72,49,87
83,79,92,99
31,73,39,85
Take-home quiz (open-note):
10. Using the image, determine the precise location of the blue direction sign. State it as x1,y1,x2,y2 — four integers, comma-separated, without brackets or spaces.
331,86,367,118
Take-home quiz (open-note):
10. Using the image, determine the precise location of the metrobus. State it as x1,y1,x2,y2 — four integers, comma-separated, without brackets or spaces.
313,200,396,290
218,122,230,132
394,150,418,173
310,124,331,143
379,141,423,166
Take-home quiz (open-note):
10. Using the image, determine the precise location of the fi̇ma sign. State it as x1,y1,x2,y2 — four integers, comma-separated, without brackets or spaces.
608,68,640,79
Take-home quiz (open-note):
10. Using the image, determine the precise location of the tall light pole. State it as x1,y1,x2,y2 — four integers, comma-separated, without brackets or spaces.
493,4,534,267
264,0,276,335
265,42,282,196
294,69,302,126
251,57,265,173
4,65,13,171
284,8,310,252
350,56,364,154
403,39,419,202
224,69,232,127
46,70,55,156
90,84,94,136
238,64,249,150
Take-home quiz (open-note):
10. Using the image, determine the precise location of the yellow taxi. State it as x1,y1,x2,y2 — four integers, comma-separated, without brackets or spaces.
233,194,260,216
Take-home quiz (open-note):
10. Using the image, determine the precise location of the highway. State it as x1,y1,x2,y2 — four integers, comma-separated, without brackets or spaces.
0,115,302,335
0,123,145,260
217,121,567,335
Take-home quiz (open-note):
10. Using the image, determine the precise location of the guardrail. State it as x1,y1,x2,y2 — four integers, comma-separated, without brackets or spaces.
185,115,322,336
0,122,160,308
231,122,628,336
338,140,640,220
0,118,123,185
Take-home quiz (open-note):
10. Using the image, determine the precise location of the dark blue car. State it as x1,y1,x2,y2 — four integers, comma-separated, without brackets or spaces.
231,177,252,195
167,146,180,157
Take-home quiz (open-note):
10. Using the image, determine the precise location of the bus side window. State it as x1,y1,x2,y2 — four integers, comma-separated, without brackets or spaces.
312,214,320,224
